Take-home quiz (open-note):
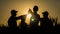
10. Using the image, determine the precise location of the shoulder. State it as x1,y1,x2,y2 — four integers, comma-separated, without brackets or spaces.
40,18,43,21
37,14,40,17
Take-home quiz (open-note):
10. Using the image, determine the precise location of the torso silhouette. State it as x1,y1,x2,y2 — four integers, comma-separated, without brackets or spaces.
8,16,19,28
40,17,53,30
41,18,52,26
20,15,27,30
30,13,40,29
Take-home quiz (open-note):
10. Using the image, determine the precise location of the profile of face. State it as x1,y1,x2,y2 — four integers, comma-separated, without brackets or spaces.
12,13,17,16
43,14,48,18
42,11,49,18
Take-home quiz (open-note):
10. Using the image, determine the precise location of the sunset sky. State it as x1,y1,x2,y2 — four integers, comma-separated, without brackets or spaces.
0,0,60,26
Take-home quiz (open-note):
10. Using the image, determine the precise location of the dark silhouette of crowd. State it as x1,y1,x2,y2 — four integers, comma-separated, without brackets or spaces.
0,5,60,33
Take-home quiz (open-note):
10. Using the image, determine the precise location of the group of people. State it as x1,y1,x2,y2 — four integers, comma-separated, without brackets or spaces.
8,5,55,31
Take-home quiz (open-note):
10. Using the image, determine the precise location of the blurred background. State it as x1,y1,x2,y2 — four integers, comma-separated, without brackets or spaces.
0,0,60,26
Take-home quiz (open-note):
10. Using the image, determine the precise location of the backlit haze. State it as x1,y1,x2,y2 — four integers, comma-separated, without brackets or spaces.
0,0,60,26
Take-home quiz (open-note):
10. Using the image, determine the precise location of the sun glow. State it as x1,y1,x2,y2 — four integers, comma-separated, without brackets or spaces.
32,19,34,21
25,13,32,25
27,14,32,18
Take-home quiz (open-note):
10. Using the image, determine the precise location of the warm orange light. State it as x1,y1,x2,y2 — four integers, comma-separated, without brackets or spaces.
27,14,32,18
25,13,32,25
32,19,34,21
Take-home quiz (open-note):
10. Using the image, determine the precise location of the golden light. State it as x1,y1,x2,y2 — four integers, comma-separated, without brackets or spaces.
27,13,32,18
32,19,34,21
25,13,32,25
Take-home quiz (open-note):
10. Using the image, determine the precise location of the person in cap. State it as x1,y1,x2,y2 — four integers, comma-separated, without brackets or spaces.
8,9,21,29
40,11,53,32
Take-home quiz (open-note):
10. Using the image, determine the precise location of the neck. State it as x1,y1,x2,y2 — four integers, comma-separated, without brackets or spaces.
11,15,16,17
34,12,37,14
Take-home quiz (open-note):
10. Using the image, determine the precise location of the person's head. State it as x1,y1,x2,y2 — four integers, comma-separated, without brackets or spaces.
42,11,49,18
33,5,38,13
11,10,17,16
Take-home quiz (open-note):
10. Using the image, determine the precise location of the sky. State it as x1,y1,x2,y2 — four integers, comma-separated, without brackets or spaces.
0,0,60,26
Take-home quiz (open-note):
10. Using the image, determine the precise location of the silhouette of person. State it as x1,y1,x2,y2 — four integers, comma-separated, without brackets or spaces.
8,9,21,30
19,15,28,30
40,11,53,31
19,9,32,30
19,8,33,31
30,5,40,31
